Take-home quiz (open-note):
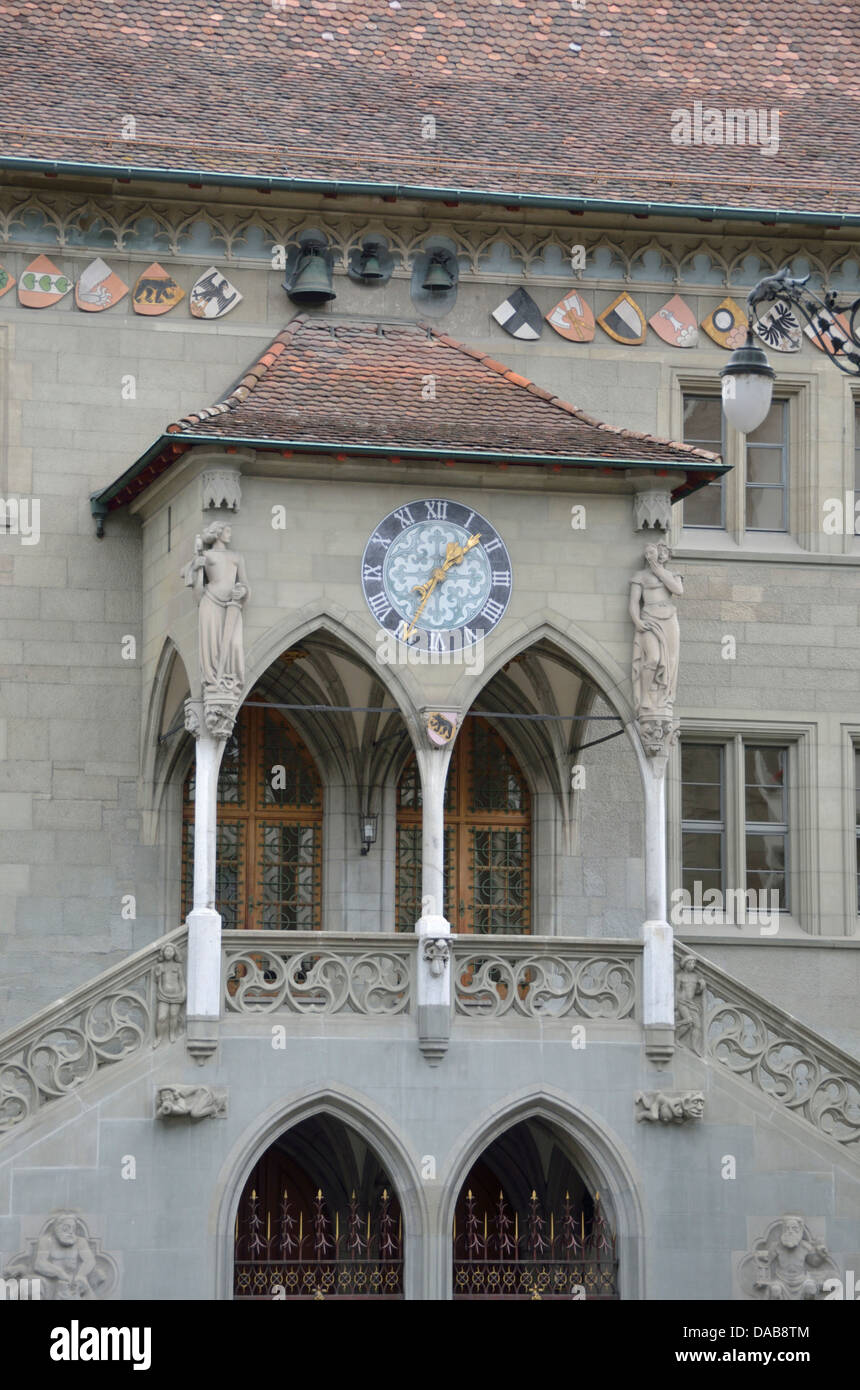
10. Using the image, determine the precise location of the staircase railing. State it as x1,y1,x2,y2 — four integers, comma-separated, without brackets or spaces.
675,944,860,1150
0,926,187,1138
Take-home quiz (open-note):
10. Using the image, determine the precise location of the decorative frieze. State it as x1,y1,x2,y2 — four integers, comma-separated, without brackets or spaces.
453,944,637,1020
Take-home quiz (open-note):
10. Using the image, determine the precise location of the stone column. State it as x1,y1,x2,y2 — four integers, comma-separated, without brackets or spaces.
413,714,457,1065
641,750,674,1065
183,699,228,1062
628,535,684,1066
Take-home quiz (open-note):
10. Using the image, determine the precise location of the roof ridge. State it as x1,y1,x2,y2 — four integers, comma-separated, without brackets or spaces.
166,314,309,434
421,322,721,465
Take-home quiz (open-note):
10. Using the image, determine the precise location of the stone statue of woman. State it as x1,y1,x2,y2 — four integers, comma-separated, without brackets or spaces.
629,541,683,723
186,521,250,720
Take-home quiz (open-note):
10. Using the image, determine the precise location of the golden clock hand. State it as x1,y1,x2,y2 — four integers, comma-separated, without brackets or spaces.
403,533,482,641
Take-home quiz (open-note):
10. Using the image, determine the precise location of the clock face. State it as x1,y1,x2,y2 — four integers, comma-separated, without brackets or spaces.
361,499,512,647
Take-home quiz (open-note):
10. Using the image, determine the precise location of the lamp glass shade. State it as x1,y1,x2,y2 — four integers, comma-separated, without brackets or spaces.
721,372,773,434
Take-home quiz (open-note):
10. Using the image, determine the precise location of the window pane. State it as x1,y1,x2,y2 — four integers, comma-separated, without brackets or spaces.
681,831,723,870
746,833,786,903
746,487,785,531
681,744,722,820
684,482,723,528
746,446,784,485
747,400,786,445
682,869,723,896
682,744,722,783
684,396,722,444
745,746,786,825
682,782,722,820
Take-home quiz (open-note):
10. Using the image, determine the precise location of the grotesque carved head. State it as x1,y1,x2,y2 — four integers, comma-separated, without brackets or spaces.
53,1215,79,1247
683,1092,705,1119
202,521,231,547
780,1215,805,1249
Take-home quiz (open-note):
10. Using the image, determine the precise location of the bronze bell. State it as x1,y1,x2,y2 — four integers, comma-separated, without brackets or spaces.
289,245,336,304
359,247,384,281
422,254,454,292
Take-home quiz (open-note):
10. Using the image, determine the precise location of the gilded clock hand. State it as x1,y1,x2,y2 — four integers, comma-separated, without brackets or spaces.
403,533,482,641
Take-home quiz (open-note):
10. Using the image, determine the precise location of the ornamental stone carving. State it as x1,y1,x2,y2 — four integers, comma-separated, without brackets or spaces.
423,938,450,978
3,1213,119,1300
201,467,242,512
156,1084,227,1119
633,488,673,532
629,541,683,757
635,1090,704,1123
153,944,186,1046
738,1216,839,1301
674,952,705,1055
181,521,249,741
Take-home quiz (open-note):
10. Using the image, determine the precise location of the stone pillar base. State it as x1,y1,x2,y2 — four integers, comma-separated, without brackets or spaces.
186,1016,219,1065
416,915,451,1065
644,1025,675,1068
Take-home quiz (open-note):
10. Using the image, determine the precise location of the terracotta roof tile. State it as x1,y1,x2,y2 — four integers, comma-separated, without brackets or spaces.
163,315,720,469
0,0,857,216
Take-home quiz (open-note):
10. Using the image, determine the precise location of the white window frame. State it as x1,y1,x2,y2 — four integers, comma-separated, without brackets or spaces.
670,372,812,553
668,720,817,937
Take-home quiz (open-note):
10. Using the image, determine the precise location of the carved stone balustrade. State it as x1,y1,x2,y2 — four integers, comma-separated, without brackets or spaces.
222,933,413,1017
0,928,187,1137
675,945,860,1150
451,938,640,1022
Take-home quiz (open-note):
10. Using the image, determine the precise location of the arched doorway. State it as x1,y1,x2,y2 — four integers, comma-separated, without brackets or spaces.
233,1115,403,1299
451,1118,619,1299
181,704,323,929
396,716,531,933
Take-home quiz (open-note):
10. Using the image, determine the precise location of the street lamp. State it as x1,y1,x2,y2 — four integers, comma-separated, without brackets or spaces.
720,267,860,434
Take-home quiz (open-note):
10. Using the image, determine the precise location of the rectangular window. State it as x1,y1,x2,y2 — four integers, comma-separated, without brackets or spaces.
678,737,790,917
854,402,860,532
680,743,724,895
746,399,788,531
682,394,725,527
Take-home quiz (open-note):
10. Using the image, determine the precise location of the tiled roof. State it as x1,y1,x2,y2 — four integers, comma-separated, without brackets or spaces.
167,316,720,465
93,316,724,517
1,1,858,219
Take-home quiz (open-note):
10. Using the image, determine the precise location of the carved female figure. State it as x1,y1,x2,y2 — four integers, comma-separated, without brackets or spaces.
629,541,683,720
189,522,250,699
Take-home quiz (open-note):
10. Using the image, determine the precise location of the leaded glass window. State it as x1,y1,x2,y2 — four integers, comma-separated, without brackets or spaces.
182,702,322,929
395,717,531,934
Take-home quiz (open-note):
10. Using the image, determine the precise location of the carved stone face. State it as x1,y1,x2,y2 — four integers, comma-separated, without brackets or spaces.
685,1094,705,1119
162,944,176,961
54,1217,78,1247
644,543,658,563
781,1217,804,1248
221,525,232,544
656,542,670,564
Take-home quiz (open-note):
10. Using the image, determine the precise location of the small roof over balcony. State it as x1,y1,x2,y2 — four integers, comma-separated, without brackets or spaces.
91,315,725,521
